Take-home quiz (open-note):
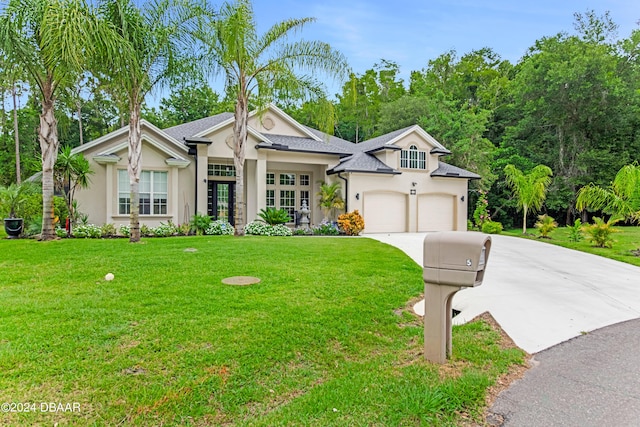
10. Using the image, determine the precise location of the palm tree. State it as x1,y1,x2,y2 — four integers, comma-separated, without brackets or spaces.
576,163,640,224
99,0,206,242
317,181,344,222
54,146,93,235
504,164,553,234
196,0,349,235
0,0,118,240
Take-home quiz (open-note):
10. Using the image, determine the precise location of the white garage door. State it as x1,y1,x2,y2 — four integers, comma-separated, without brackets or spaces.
418,194,455,231
363,192,407,233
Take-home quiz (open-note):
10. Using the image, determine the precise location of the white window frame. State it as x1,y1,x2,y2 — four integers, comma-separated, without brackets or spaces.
400,145,426,170
118,169,168,215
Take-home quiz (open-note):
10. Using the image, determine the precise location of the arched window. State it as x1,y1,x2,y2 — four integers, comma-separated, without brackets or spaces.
400,145,426,170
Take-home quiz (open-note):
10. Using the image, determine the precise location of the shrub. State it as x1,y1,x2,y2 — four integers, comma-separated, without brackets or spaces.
567,219,583,242
337,210,365,236
152,221,177,237
101,223,117,237
140,224,153,237
534,214,558,238
292,228,311,236
481,221,503,234
473,190,491,229
312,220,339,236
269,224,292,236
258,207,290,226
244,221,291,236
176,223,191,236
119,224,131,237
206,220,234,235
73,224,102,238
55,227,67,238
191,213,212,235
583,217,618,248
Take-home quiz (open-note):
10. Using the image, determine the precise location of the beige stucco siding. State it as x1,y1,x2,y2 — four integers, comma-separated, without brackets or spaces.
348,172,468,233
74,130,193,228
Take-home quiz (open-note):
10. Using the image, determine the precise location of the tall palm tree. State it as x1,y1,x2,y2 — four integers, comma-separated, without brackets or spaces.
504,164,553,234
576,163,640,224
197,0,349,235
99,0,206,242
0,0,118,240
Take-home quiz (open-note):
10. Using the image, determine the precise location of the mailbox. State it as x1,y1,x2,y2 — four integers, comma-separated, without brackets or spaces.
423,232,492,363
423,232,491,287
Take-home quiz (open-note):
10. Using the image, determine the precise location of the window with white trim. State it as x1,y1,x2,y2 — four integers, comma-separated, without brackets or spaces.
400,145,426,170
118,170,168,215
208,164,236,177
266,171,313,223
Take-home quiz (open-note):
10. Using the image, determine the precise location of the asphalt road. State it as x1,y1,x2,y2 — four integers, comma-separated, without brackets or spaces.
488,318,640,426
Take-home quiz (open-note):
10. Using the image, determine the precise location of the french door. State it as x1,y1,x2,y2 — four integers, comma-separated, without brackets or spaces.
208,181,235,225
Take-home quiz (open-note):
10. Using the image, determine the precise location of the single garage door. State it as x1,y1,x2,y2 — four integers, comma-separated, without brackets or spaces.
418,194,455,231
363,192,407,233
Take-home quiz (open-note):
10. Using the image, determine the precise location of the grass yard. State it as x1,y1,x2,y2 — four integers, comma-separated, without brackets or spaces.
0,236,524,426
503,226,640,268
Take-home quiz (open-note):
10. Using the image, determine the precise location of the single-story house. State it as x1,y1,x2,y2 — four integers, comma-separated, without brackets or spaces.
72,104,479,233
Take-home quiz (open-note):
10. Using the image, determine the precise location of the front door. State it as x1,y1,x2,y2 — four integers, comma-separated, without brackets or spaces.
208,181,235,225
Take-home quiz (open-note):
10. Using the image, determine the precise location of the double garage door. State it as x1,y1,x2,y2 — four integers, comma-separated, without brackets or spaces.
363,192,456,233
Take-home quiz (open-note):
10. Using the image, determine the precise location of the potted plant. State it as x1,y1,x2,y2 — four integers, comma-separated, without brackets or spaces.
1,182,34,238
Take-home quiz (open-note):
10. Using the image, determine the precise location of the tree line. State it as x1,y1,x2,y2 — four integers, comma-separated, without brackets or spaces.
1,5,639,233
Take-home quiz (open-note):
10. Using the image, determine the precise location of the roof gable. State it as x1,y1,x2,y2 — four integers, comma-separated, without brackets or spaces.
73,120,190,163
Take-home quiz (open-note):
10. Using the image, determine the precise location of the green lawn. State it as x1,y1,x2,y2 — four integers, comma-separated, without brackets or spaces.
503,226,640,267
0,236,524,426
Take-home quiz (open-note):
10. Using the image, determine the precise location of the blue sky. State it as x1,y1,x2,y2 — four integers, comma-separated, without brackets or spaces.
248,0,638,96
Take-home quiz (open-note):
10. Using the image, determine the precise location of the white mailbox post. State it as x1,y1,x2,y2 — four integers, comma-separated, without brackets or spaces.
423,232,492,363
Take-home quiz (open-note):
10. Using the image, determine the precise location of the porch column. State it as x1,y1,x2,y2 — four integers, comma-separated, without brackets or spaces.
196,147,208,215
105,163,113,222
256,154,267,212
171,167,179,221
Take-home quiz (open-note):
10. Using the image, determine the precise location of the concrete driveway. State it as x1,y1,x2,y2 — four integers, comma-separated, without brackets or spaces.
367,233,640,353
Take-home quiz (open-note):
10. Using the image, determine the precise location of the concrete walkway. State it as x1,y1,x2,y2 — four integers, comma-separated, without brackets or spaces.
367,233,640,354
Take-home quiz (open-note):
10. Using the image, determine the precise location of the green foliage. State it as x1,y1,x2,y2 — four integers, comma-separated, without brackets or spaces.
72,224,102,238
54,146,93,224
244,221,292,236
583,217,619,248
312,220,340,235
101,223,117,237
119,224,130,237
258,207,290,226
567,219,583,242
151,221,177,237
481,221,503,234
473,190,491,229
534,214,558,238
317,181,344,221
205,219,234,235
0,181,37,218
576,163,640,224
190,213,212,236
504,164,553,233
140,224,153,237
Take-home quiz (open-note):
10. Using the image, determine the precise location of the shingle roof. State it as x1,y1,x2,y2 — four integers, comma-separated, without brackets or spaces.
353,126,414,153
431,161,481,180
157,109,478,180
256,134,352,156
163,112,234,141
327,152,400,175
